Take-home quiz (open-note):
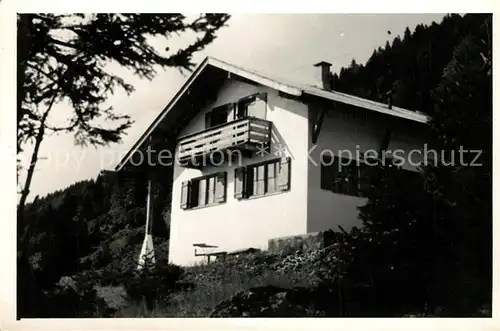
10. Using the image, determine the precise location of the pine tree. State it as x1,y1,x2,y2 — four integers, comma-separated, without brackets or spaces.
384,40,391,52
17,14,230,317
403,27,412,43
357,14,492,315
425,14,492,314
392,35,402,49
17,13,230,229
357,163,434,314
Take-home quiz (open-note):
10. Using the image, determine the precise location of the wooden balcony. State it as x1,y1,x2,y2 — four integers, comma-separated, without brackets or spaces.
177,116,272,168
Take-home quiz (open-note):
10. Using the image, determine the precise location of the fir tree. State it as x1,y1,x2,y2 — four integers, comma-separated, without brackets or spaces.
17,14,230,317
425,14,492,313
357,14,492,315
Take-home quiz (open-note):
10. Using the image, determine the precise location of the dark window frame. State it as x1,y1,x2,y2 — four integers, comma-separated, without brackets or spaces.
235,92,267,120
203,93,268,130
182,171,227,210
320,155,366,197
192,174,217,207
320,154,418,198
205,103,234,129
235,157,291,200
247,158,281,198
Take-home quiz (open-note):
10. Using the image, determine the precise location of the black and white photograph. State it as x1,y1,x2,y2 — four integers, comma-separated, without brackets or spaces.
2,2,496,327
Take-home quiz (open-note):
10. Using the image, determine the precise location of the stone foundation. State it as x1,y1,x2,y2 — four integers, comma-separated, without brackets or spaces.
268,231,335,254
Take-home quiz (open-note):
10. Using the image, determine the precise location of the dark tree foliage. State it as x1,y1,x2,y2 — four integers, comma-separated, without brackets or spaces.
354,164,439,315
18,13,230,150
336,14,489,114
20,168,173,317
17,13,230,235
353,14,492,316
424,14,492,313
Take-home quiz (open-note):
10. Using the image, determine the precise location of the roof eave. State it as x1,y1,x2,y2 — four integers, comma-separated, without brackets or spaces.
303,89,430,124
206,57,303,97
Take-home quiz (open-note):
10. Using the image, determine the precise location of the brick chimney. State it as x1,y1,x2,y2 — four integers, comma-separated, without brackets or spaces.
314,61,333,90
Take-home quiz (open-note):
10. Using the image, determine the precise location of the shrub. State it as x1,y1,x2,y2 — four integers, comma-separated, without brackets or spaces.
42,274,111,317
159,250,321,317
121,253,185,311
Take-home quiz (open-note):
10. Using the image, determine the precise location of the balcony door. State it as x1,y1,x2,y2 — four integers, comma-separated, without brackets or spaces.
235,93,267,120
205,103,233,129
204,93,268,130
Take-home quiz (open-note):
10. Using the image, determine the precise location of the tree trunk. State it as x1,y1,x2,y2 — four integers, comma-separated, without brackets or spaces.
18,112,47,239
17,119,46,318
17,98,54,317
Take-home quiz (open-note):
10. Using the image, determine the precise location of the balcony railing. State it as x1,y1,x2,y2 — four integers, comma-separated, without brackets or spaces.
177,116,272,168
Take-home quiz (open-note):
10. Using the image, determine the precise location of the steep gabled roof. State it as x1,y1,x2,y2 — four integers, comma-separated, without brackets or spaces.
114,56,430,171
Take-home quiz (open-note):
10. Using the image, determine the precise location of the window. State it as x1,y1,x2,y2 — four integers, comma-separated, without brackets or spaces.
250,161,277,196
234,157,291,199
180,172,227,209
321,155,360,196
235,93,267,120
196,175,216,207
205,104,233,129
321,154,419,198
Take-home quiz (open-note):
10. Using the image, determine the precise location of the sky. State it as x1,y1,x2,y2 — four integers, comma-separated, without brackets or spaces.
20,13,447,199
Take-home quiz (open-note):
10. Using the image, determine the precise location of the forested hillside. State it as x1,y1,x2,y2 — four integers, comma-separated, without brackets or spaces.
336,13,488,113
21,170,172,297
18,13,492,317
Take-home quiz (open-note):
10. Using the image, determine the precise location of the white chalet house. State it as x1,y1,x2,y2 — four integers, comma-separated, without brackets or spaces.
114,56,431,266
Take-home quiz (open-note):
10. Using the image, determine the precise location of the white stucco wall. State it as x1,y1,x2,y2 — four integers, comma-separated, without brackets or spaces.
306,103,428,234
168,79,310,266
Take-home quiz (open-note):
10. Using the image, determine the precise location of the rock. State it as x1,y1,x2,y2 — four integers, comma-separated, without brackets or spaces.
95,285,128,310
209,285,337,317
209,285,285,317
57,276,77,291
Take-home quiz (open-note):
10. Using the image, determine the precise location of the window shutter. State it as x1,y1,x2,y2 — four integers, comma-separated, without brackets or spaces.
278,157,291,191
227,103,236,121
246,166,255,197
215,172,227,203
234,167,246,199
320,155,333,190
257,92,267,102
236,99,248,119
246,93,267,119
189,180,199,208
332,157,343,193
205,112,211,129
320,165,332,191
180,180,191,209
